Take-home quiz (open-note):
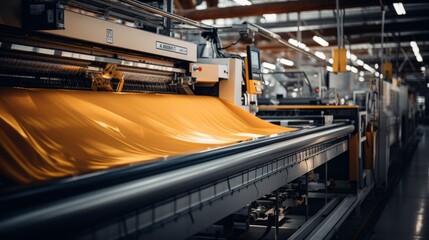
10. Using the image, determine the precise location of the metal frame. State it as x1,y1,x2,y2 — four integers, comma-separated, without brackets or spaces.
288,198,340,240
0,42,186,74
243,22,326,62
75,138,349,240
0,125,353,239
117,0,213,29
307,196,357,240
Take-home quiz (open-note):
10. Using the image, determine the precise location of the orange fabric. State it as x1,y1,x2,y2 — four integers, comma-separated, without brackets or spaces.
0,88,294,183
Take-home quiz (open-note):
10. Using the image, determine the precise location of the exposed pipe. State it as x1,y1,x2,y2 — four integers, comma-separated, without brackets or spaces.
297,12,302,68
275,189,279,240
376,1,385,189
118,0,213,29
245,22,326,62
177,0,398,21
336,0,341,48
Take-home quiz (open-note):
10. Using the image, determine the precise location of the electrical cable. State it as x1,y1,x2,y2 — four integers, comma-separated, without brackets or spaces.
220,32,249,50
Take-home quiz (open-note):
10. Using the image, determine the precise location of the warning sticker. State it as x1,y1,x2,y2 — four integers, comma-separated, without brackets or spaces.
106,29,113,44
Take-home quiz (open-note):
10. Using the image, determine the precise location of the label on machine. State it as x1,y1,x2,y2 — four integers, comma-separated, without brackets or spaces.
156,41,188,55
106,29,113,44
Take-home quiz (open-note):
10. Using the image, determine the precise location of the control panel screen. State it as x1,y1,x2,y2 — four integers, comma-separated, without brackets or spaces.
251,51,260,69
247,46,262,81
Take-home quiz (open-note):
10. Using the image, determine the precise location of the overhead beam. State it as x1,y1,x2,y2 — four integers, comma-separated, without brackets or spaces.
279,19,429,38
270,19,429,39
179,0,195,9
224,22,429,47
258,10,429,31
173,0,183,10
176,0,421,21
219,19,429,46
205,0,218,8
239,40,429,53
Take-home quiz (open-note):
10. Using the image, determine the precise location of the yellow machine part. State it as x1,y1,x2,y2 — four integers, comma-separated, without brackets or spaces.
382,61,393,79
332,48,347,73
247,80,263,95
244,57,263,95
0,88,294,183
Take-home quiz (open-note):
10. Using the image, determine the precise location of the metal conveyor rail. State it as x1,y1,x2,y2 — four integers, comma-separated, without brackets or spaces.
0,124,354,240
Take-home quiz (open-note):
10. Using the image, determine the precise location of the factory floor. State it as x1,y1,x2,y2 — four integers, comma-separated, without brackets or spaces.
368,126,429,240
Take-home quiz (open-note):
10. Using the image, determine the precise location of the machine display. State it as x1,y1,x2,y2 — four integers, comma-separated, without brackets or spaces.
245,46,263,95
246,46,262,81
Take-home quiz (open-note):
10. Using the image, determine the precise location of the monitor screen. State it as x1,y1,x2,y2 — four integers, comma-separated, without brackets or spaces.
354,91,368,108
247,46,262,81
251,50,260,69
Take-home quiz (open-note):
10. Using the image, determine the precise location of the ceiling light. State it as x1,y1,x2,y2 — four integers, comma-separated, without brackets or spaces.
350,54,358,61
346,50,351,59
421,67,426,72
427,83,429,88
356,59,364,66
262,68,270,74
312,35,329,47
288,38,308,50
315,51,326,60
411,41,420,54
346,65,351,71
262,62,276,70
263,14,277,23
328,58,334,64
363,63,375,73
393,3,406,15
196,2,207,10
410,41,423,62
350,66,358,73
288,38,299,46
233,0,252,6
201,20,214,25
363,64,371,71
360,71,364,77
359,77,365,82
327,66,333,72
298,42,307,49
279,58,294,66
375,72,380,77
216,18,225,25
416,53,423,62
374,63,379,69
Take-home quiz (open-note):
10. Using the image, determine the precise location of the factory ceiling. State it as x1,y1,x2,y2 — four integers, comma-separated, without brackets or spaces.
175,0,429,87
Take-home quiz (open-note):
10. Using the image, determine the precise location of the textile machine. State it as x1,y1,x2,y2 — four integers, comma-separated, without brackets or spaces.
0,1,358,239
